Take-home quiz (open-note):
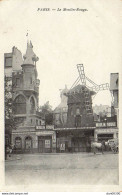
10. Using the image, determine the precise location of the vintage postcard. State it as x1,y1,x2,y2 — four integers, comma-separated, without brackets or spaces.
0,0,122,192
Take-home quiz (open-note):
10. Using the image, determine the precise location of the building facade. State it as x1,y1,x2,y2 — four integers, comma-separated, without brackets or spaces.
94,73,119,142
5,42,56,153
110,73,119,127
54,84,96,152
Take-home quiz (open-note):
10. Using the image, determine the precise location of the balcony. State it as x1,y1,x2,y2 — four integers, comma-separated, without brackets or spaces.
13,82,39,93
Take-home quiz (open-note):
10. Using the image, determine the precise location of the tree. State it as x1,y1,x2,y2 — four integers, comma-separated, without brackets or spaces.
39,101,52,115
39,101,53,125
5,76,16,146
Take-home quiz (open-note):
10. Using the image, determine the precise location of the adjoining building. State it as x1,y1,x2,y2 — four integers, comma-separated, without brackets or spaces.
93,104,111,117
53,85,68,128
94,115,118,142
5,46,23,147
110,73,119,126
5,41,56,153
94,73,119,142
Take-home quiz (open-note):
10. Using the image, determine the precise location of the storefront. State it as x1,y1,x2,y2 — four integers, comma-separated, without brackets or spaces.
36,127,56,153
38,136,52,153
55,127,95,153
94,122,118,142
11,125,56,153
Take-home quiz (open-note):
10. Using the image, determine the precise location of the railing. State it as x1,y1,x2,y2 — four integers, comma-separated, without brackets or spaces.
13,85,39,93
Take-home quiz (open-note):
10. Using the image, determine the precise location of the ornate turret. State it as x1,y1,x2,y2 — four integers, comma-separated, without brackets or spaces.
21,41,40,94
23,41,39,65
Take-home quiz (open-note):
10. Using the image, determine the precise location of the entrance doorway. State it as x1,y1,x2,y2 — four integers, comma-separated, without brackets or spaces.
71,137,87,152
38,136,52,153
25,136,32,153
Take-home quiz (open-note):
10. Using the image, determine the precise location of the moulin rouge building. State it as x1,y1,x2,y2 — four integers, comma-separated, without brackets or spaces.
5,41,118,154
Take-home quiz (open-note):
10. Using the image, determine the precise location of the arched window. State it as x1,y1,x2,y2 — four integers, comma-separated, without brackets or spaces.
13,95,26,114
36,119,38,125
30,97,35,114
25,136,32,149
76,107,80,115
15,137,22,149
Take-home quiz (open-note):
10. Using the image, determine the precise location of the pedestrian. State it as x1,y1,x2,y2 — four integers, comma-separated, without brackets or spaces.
101,141,105,154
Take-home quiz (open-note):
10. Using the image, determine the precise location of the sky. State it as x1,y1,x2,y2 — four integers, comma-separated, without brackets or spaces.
0,0,121,109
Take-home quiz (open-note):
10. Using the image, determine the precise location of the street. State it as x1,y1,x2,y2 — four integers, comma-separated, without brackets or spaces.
5,152,119,185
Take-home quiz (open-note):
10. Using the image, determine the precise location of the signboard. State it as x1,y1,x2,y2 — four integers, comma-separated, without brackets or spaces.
36,125,45,130
96,122,116,127
36,131,53,136
46,125,54,129
45,140,51,148
107,122,116,127
95,128,118,133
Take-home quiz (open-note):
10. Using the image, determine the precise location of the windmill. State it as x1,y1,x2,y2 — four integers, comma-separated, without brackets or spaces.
64,64,113,115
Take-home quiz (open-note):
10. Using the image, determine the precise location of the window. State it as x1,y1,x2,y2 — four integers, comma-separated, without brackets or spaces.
13,95,26,114
5,57,12,67
75,115,81,127
15,137,22,149
25,136,32,149
31,119,32,124
16,78,20,87
30,97,35,114
36,119,38,125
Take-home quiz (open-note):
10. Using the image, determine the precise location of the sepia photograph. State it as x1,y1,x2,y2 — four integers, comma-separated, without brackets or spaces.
0,0,121,192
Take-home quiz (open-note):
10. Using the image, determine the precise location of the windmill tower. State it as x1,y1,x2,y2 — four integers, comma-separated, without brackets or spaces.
64,64,111,128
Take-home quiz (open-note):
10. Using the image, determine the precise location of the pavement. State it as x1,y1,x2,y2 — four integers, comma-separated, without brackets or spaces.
5,152,119,186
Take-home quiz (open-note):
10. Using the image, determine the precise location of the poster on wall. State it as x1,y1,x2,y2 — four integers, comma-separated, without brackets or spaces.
45,140,51,148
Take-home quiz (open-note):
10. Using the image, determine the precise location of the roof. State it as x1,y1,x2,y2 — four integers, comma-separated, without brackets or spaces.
65,84,96,96
54,127,96,131
54,106,68,113
54,85,68,113
110,73,119,90
23,41,39,65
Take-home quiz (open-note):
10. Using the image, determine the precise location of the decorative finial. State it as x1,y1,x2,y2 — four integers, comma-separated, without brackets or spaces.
26,30,29,46
26,30,28,37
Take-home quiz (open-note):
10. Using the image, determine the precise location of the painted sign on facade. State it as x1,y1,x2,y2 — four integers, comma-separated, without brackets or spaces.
36,125,45,130
46,125,54,129
95,128,118,134
96,122,116,127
